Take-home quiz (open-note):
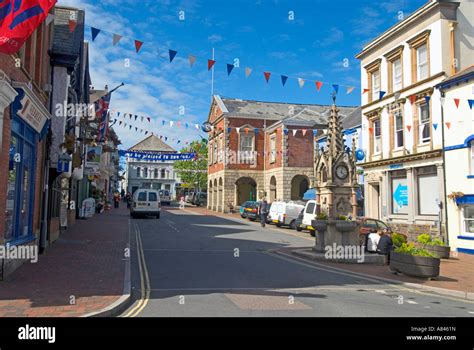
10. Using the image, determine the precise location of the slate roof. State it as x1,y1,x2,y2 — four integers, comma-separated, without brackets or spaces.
217,96,360,129
128,135,176,153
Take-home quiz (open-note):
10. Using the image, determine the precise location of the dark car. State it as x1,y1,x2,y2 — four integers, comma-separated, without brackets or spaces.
294,208,304,231
241,201,260,221
195,192,207,207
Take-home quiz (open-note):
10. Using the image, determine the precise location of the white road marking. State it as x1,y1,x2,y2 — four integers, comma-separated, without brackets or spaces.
406,300,418,304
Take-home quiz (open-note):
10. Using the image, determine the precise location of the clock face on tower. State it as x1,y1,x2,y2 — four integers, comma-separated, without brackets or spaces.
335,164,349,180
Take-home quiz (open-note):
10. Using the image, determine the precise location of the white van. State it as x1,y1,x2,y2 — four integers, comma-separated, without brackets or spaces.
159,189,171,205
268,201,305,229
302,200,318,235
131,189,161,218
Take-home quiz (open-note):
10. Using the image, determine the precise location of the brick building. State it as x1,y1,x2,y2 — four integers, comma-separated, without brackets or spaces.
0,14,54,278
206,96,359,212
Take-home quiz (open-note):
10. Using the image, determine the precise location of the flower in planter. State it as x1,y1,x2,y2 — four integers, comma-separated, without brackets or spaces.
417,234,447,247
391,233,407,248
316,212,328,220
394,243,436,258
336,215,348,221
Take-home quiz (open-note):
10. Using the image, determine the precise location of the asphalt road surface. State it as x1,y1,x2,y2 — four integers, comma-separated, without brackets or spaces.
121,206,474,317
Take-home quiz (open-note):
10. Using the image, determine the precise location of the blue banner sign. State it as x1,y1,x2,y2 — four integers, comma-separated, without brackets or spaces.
119,150,195,161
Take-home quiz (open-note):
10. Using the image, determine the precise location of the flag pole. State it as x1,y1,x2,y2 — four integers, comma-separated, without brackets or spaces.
211,47,215,100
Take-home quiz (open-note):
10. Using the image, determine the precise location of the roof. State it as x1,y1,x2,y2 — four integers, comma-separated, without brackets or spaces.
436,65,474,90
51,7,85,65
128,135,176,153
216,96,359,129
342,106,362,130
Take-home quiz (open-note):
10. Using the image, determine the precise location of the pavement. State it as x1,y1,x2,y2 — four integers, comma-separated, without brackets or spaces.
120,205,474,317
0,204,130,317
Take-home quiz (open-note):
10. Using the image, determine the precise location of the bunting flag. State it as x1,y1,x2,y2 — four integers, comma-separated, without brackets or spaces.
45,13,54,25
409,95,417,104
406,125,411,132
332,84,339,94
134,40,143,53
313,129,318,137
244,127,249,135
169,49,177,62
469,99,474,110
316,81,323,91
162,120,165,126
227,127,231,134
69,20,77,33
227,64,234,76
379,91,386,100
433,123,438,130
236,127,241,134
394,92,401,101
346,87,355,94
254,128,259,136
281,75,288,86
454,98,460,108
170,121,174,127
298,78,305,88
264,72,271,83
302,129,307,136
425,95,431,104
189,55,196,67
284,129,289,136
292,129,297,136
91,27,100,41
446,122,451,129
147,117,150,122
368,127,374,134
245,67,252,77
208,59,216,70
113,34,122,46
362,88,370,94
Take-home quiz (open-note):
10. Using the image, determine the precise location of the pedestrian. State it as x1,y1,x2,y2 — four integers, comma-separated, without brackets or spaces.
376,229,393,263
126,192,132,209
259,198,269,227
366,228,380,253
179,196,185,209
113,192,120,208
121,188,125,202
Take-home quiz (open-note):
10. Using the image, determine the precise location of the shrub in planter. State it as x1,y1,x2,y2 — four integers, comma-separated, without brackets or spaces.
390,243,440,279
417,234,450,259
392,233,407,248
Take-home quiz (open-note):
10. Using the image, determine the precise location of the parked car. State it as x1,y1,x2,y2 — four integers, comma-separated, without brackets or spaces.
302,200,318,236
195,192,207,207
159,189,171,205
295,208,304,231
186,192,195,203
356,217,394,246
239,201,259,219
268,201,305,229
245,202,261,221
130,189,161,219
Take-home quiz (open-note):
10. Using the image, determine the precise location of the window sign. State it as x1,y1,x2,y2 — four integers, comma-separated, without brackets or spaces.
391,171,408,214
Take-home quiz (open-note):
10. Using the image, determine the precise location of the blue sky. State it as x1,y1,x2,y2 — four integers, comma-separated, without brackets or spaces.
59,0,427,149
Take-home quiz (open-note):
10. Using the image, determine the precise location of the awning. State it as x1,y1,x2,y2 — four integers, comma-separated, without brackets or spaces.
303,188,317,200
456,195,474,206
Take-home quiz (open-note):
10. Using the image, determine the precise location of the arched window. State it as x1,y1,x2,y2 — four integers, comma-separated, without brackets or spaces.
136,167,141,177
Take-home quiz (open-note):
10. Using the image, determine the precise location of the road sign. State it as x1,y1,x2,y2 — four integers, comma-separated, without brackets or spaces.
57,154,72,173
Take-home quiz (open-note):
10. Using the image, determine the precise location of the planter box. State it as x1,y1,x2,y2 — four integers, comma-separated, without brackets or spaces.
423,245,450,259
311,220,328,232
335,221,358,232
390,251,440,279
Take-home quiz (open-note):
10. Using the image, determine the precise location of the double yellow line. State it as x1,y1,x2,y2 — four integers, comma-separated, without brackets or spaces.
122,222,150,317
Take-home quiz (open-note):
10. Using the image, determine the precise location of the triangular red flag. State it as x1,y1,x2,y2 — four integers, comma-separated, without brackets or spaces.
368,127,374,134
69,20,77,33
134,40,143,53
409,95,417,104
362,88,369,94
454,98,460,108
446,122,451,129
208,60,216,70
264,72,271,83
406,125,412,132
316,81,323,91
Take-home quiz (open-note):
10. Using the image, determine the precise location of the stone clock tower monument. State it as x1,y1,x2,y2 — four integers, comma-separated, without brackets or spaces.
314,96,358,219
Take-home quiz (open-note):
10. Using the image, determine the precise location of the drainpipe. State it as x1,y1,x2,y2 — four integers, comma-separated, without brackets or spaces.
440,90,449,246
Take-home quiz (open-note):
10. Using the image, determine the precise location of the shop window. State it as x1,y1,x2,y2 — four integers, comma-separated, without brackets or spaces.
417,166,439,216
391,170,408,215
463,206,474,237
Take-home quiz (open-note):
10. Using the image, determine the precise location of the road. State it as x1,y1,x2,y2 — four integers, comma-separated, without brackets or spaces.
121,206,474,317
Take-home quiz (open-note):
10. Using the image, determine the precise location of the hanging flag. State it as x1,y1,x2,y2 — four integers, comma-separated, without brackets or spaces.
227,127,231,134
195,124,199,129
346,87,355,94
454,98,460,108
170,121,174,127
119,121,122,126
409,95,417,104
129,125,132,130
147,117,150,123
134,115,138,121
313,129,317,137
91,27,100,41
394,92,401,101
406,125,412,132
208,59,216,71
298,78,305,88
254,128,259,136
284,129,289,135
162,120,166,126
244,127,249,135
302,129,307,136
362,88,369,94
45,13,54,25
445,122,451,129
116,112,121,118
368,127,374,134
145,131,148,135
227,64,234,76
69,20,77,33
169,49,177,62
185,123,188,129
140,116,144,122
245,67,252,77
95,92,111,142
433,123,438,130
379,91,386,100
135,127,138,131
188,55,196,67
113,34,122,46
281,75,288,86
236,127,241,134
264,72,271,83
134,40,143,53
425,95,431,104
177,121,181,128
292,129,297,136
469,99,474,110
129,114,132,119
332,84,339,94
316,81,323,91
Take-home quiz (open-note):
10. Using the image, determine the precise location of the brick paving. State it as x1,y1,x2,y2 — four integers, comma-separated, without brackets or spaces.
0,205,129,317
182,204,474,296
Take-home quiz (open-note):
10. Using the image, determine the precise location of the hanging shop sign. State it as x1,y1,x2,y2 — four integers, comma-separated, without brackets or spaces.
85,146,102,168
11,83,51,133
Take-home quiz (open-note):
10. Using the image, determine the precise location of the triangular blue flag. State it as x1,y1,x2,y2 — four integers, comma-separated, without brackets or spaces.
425,95,431,104
284,129,289,135
254,128,259,135
91,27,100,41
332,84,339,94
117,112,120,117
379,91,386,100
185,123,189,129
227,127,231,134
169,49,178,62
313,129,317,136
226,64,234,76
165,137,168,141
433,123,438,130
281,75,288,86
162,120,165,126
468,99,473,110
